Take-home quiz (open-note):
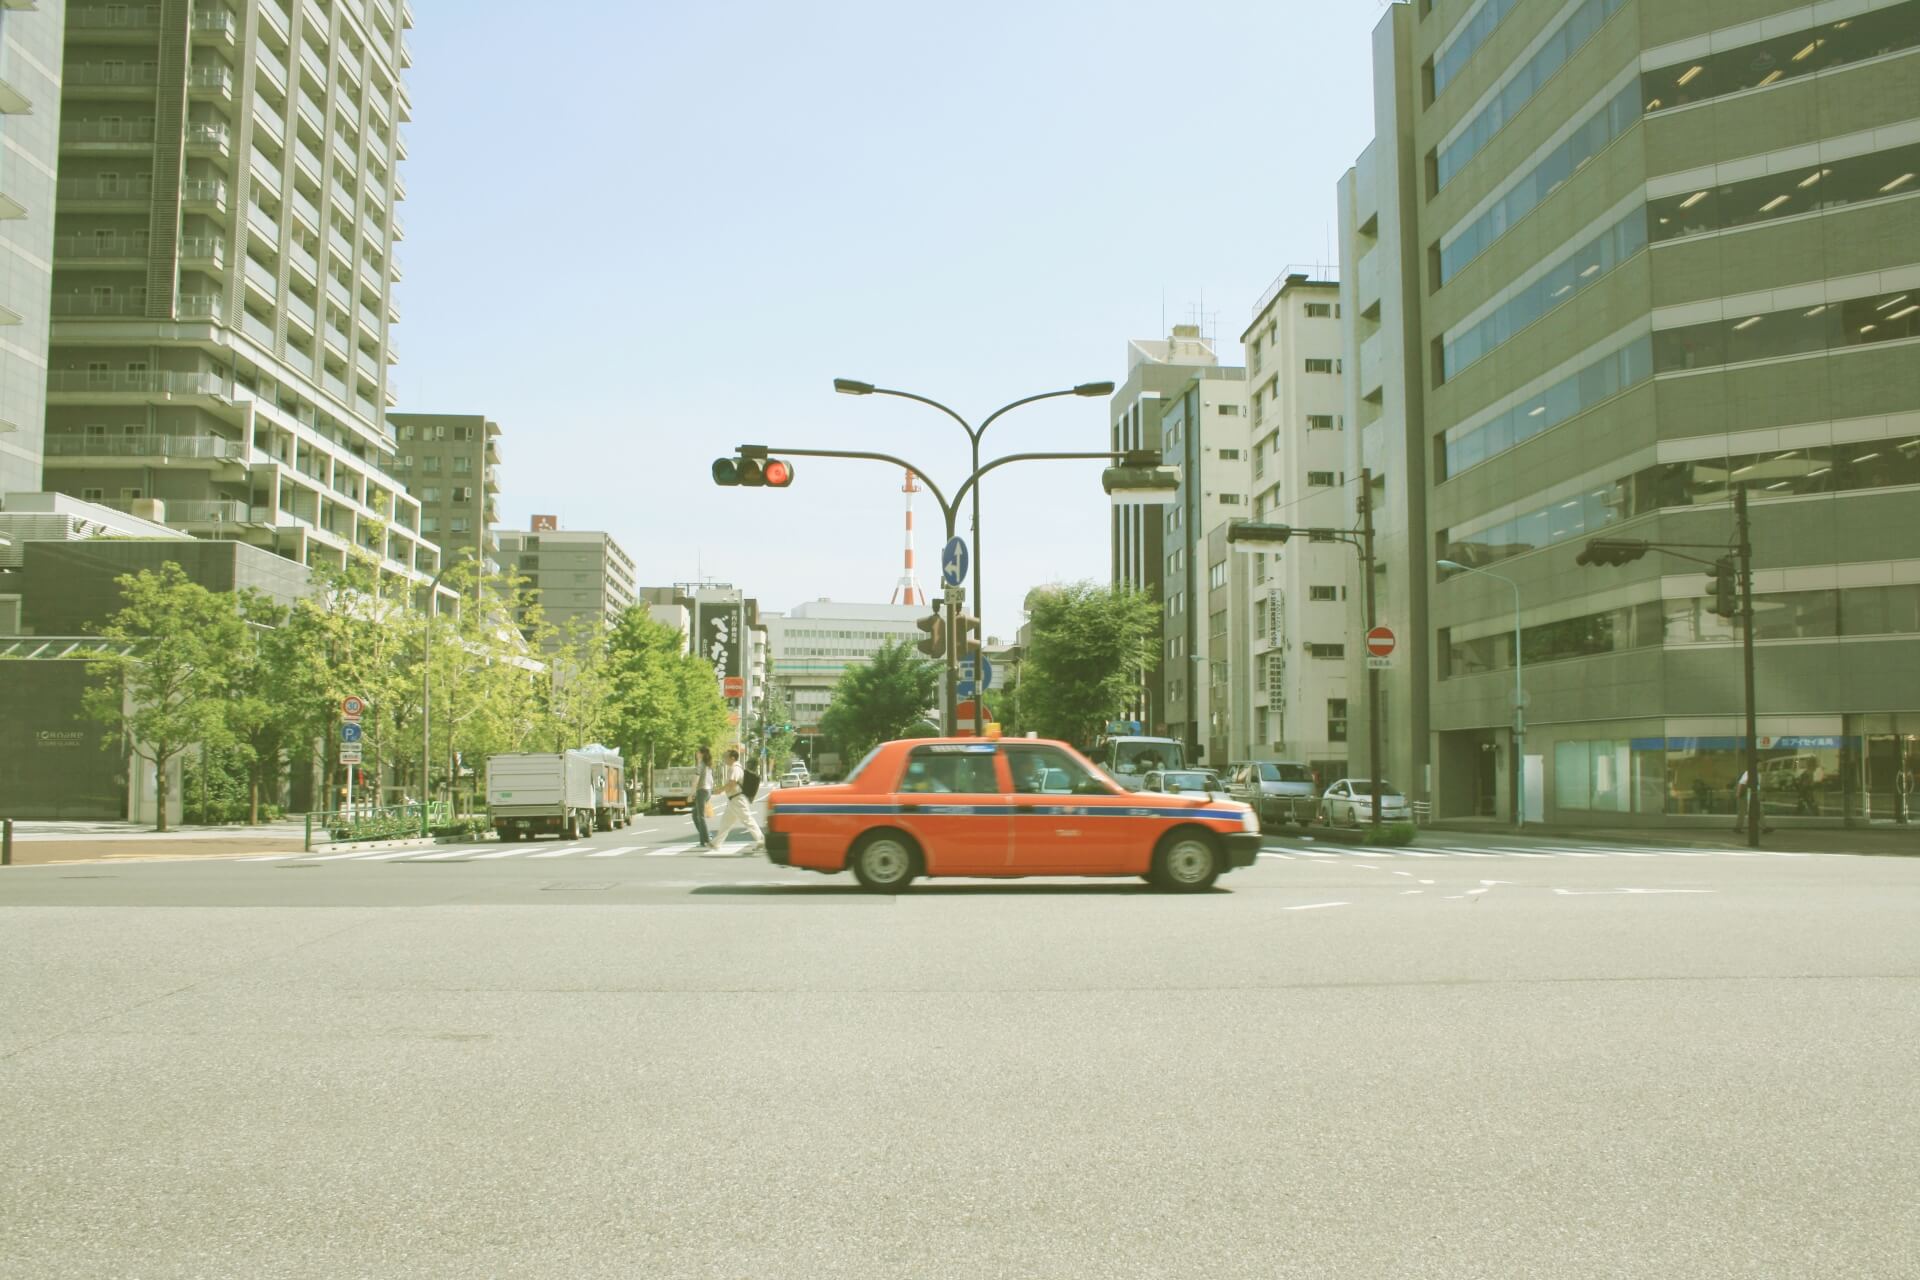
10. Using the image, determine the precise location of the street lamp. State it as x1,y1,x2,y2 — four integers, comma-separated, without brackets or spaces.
835,377,1115,734
1437,559,1526,827
721,439,1176,733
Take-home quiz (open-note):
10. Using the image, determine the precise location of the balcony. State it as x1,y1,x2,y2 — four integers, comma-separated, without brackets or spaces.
67,6,162,34
191,8,236,42
67,63,161,91
286,291,316,332
257,0,290,43
355,345,379,379
44,432,243,461
179,236,224,267
58,175,153,206
241,308,275,346
178,293,223,321
46,370,229,397
185,121,231,154
51,294,148,318
61,120,158,149
288,236,318,282
54,233,149,261
124,498,253,527
252,97,285,145
370,0,395,32
243,254,278,299
249,148,282,197
325,273,351,310
187,66,233,98
297,40,327,88
255,42,288,92
292,137,323,187
399,34,412,68
290,187,321,234
245,200,280,246
356,298,382,336
296,92,324,138
180,178,228,213
336,95,359,132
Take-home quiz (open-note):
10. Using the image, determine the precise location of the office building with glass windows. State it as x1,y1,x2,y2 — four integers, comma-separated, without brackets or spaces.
1339,0,1920,827
43,0,435,586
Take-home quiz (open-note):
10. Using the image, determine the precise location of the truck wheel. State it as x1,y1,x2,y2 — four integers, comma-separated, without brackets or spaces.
849,832,918,892
1150,830,1220,892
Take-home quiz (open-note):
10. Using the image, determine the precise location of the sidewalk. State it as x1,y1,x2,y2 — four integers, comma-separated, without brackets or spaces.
1,819,308,868
1424,818,1920,855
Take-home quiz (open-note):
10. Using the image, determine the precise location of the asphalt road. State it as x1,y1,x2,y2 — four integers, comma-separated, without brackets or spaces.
3,818,1916,1279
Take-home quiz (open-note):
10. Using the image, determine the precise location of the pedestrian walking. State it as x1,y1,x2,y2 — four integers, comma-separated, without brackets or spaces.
691,746,716,850
708,747,765,855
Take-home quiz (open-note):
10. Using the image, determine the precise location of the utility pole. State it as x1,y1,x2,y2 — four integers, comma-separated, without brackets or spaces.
1360,467,1382,829
1736,485,1761,850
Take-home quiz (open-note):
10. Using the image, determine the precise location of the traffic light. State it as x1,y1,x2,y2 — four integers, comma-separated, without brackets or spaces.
953,611,981,665
1707,555,1738,618
915,611,946,658
710,447,794,488
1574,538,1650,566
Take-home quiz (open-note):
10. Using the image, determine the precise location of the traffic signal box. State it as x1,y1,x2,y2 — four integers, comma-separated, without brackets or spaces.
1707,556,1738,618
1573,538,1649,567
952,611,981,665
916,611,946,658
711,449,795,488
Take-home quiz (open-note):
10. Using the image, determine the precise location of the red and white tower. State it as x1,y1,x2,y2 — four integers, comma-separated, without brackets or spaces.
891,468,927,606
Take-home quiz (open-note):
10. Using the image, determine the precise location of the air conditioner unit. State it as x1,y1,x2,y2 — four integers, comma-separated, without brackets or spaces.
131,498,165,523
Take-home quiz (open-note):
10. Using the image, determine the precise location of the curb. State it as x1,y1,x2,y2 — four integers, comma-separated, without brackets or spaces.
306,834,492,855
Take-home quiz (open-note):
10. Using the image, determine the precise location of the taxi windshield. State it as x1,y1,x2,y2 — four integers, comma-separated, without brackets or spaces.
1114,741,1184,774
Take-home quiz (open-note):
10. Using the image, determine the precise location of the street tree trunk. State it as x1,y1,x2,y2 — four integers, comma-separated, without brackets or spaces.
153,751,171,833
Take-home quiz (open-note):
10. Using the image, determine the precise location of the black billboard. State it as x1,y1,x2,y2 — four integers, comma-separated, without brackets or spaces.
697,601,741,682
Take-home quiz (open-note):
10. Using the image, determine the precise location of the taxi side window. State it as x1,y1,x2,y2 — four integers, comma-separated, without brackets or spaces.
1006,746,1101,796
900,749,999,794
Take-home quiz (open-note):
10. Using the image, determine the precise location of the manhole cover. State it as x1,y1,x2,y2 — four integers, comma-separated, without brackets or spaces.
539,881,616,892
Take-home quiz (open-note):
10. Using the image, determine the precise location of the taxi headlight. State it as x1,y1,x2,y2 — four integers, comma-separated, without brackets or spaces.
1240,808,1259,833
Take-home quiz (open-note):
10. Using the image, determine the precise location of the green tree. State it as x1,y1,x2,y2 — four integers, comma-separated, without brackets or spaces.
83,564,249,832
817,640,939,760
1016,581,1160,747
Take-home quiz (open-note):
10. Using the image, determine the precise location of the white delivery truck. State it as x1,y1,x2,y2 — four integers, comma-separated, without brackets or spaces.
487,750,621,841
649,766,699,814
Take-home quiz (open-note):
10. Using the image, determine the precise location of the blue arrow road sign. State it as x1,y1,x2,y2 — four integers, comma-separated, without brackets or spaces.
957,680,977,699
340,722,363,743
941,537,969,589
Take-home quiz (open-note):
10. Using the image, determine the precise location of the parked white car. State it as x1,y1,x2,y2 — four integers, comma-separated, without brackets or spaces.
1318,778,1413,827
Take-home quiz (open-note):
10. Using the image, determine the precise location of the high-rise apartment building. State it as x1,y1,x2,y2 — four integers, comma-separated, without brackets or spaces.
387,412,501,580
1110,325,1247,748
0,4,66,495
1230,270,1353,779
43,0,434,583
497,523,637,638
1340,0,1920,827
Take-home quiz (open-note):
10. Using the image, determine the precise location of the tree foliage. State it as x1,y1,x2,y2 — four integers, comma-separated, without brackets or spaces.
817,640,939,760
84,564,249,831
1015,581,1160,747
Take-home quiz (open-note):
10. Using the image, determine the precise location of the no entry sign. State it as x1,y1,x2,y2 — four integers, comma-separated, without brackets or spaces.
1366,626,1396,658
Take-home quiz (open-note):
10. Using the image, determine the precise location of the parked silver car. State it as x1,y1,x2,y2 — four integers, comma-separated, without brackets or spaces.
1318,778,1413,827
1227,760,1318,830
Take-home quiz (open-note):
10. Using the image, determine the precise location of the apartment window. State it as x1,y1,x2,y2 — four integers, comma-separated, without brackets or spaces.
1219,493,1243,505
451,486,473,502
1307,643,1345,660
1305,302,1332,318
421,487,440,502
422,517,439,533
397,423,416,440
450,517,469,533
452,456,472,473
1309,586,1339,602
81,487,105,501
1328,699,1349,743
453,425,474,440
1208,561,1228,589
1305,358,1333,374
1307,414,1335,430
1218,404,1240,415
1307,471,1336,487
1218,448,1241,460
121,487,143,501
422,455,441,472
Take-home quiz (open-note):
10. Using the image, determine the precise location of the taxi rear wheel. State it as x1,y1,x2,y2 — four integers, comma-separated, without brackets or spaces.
1151,830,1220,892
850,832,918,892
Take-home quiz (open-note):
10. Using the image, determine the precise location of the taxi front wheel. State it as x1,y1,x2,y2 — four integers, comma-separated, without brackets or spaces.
1151,831,1220,892
850,832,918,892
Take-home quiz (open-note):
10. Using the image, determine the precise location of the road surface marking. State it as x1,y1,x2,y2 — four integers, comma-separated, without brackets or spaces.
1553,887,1715,896
1285,901,1350,911
586,845,641,858
650,842,704,857
527,842,591,859
410,845,493,860
360,845,482,862
1256,851,1293,860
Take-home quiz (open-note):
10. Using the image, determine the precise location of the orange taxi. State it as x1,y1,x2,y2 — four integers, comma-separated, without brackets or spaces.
762,737,1262,891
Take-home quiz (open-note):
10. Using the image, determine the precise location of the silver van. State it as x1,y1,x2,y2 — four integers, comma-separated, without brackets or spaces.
1227,760,1318,830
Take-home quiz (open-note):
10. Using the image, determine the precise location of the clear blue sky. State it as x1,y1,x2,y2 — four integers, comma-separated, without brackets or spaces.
399,0,1385,636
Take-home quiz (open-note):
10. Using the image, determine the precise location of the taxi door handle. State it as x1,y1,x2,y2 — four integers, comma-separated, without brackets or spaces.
1013,802,1036,812
900,803,923,814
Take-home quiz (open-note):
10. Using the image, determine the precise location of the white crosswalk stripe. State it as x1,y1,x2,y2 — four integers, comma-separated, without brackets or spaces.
649,842,705,857
586,845,641,858
527,842,591,859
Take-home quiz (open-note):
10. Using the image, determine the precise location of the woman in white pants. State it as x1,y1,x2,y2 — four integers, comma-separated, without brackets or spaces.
709,748,764,854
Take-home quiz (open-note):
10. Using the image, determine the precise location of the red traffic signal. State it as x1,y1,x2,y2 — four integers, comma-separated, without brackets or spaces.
711,451,793,488
763,458,794,487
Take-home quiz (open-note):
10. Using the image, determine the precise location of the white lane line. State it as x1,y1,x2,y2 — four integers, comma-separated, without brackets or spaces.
649,842,705,857
1256,851,1293,860
586,845,641,858
1388,848,1449,858
1285,901,1350,911
1285,848,1340,858
527,842,591,859
1345,849,1393,859
1429,848,1501,858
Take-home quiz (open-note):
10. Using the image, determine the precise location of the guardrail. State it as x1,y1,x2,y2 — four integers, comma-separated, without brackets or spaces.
304,802,462,849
